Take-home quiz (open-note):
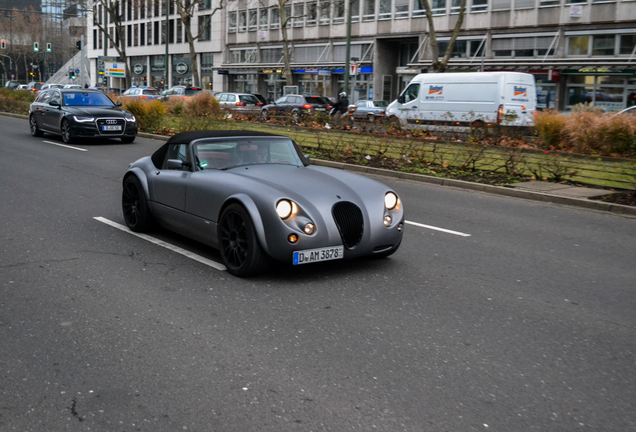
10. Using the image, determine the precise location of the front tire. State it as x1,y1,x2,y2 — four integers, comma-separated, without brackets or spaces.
218,204,269,277
30,115,43,137
122,175,155,232
61,119,74,143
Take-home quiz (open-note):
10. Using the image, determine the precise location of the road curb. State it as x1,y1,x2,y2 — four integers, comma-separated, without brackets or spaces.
311,159,636,218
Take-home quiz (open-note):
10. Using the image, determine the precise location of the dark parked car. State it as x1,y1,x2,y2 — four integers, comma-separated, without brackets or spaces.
251,93,268,105
122,130,404,276
350,100,389,122
29,89,138,143
260,95,330,122
161,85,202,99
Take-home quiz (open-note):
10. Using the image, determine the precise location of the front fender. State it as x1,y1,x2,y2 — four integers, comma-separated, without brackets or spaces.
219,193,270,257
123,167,150,200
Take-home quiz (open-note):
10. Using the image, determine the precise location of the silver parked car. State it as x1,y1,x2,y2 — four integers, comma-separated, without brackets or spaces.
122,130,404,277
350,100,389,122
216,92,263,114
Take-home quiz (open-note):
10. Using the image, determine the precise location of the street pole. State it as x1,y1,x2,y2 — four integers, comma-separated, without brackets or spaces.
343,0,352,96
164,0,169,90
103,4,108,86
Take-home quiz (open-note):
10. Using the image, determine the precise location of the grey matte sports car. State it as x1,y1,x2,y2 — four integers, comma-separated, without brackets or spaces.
122,130,404,276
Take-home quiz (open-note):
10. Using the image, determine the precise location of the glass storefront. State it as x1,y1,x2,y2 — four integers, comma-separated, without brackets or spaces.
565,74,633,111
230,73,258,93
130,56,147,87
150,55,166,90
171,54,193,87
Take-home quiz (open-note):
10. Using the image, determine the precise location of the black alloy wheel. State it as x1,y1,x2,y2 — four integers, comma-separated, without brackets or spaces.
122,176,155,232
218,203,269,277
61,119,74,144
30,115,43,137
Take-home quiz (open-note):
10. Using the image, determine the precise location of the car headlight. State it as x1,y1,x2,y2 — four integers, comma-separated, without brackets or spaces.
276,200,297,219
73,115,95,123
385,192,399,210
125,114,136,122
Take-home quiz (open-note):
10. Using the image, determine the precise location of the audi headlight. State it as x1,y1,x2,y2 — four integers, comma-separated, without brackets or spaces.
73,115,95,123
125,114,136,122
384,192,399,210
276,200,297,219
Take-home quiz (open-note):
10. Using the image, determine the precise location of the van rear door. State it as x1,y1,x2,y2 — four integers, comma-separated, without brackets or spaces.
502,80,536,126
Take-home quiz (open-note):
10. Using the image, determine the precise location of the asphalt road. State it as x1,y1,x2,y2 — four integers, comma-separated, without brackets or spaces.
1,114,635,431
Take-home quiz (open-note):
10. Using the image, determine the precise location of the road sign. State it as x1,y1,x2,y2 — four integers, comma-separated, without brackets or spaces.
104,62,126,77
350,63,358,76
75,69,80,74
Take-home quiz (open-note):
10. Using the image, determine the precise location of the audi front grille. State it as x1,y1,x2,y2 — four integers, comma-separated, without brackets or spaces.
96,118,126,136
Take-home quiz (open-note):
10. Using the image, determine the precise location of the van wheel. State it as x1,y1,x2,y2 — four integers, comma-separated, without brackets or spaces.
387,116,401,130
470,122,486,140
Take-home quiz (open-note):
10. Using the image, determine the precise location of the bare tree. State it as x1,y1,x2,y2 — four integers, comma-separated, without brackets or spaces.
421,0,467,73
91,0,132,88
174,0,225,88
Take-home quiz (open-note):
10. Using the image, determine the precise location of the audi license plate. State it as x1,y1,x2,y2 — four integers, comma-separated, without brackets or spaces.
102,125,122,131
293,246,344,265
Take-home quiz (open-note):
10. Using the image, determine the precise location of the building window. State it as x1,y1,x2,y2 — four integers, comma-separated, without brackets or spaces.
395,0,409,17
567,36,590,55
127,25,132,47
539,0,560,6
293,3,304,26
229,11,237,32
199,16,211,41
307,2,318,24
334,0,345,23
259,8,269,29
261,47,284,63
177,18,182,43
432,0,446,14
620,34,636,55
351,0,360,21
134,23,139,46
249,9,257,30
451,0,465,13
147,22,152,45
154,0,160,17
379,0,392,19
239,10,247,32
492,38,512,57
515,0,535,8
592,35,615,56
471,0,488,12
271,7,280,28
364,0,375,20
154,21,160,44
319,0,330,24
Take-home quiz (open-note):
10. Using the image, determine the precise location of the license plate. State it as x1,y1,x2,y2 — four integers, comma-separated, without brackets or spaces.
102,125,121,131
293,246,344,265
315,108,326,111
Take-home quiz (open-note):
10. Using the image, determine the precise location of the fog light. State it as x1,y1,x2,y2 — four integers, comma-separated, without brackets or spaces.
304,223,315,235
383,215,392,226
398,223,404,232
288,234,299,243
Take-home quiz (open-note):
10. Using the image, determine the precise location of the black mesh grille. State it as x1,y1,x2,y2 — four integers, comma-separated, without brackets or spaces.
332,201,364,249
96,118,126,136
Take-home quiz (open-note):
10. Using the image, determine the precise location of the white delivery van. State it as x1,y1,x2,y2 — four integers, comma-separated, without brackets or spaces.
386,72,536,131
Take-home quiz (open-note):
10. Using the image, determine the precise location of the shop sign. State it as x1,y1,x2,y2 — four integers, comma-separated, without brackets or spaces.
548,69,561,82
570,5,583,17
218,70,229,75
133,63,144,75
176,62,189,75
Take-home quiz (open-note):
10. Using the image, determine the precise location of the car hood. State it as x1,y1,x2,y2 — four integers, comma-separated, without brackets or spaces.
64,106,131,117
225,164,390,209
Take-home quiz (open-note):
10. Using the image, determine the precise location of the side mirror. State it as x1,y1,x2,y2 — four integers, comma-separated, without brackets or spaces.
166,159,192,170
115,101,122,106
397,95,405,104
49,100,60,107
304,154,311,164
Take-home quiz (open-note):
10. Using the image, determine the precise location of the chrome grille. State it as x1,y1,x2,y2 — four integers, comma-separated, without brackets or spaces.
332,201,364,249
96,118,126,136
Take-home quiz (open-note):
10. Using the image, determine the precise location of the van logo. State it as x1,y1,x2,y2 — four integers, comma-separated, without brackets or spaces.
514,86,527,97
429,85,443,95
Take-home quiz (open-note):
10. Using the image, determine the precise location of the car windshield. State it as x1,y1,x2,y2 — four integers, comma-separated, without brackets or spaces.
142,89,159,95
184,88,201,96
373,101,388,107
62,92,115,106
193,137,304,170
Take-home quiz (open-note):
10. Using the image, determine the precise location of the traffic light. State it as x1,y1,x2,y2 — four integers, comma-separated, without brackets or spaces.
76,40,82,50
70,71,75,79
34,42,39,51
46,43,51,52
1,40,5,49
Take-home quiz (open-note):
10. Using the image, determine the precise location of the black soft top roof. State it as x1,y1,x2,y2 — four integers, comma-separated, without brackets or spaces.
166,130,283,144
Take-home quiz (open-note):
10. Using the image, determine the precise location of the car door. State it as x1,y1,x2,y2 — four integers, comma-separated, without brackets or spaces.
44,90,64,132
151,143,191,212
399,83,421,125
31,90,50,129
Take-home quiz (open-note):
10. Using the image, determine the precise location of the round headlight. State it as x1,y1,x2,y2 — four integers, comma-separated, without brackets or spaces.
276,200,293,219
385,192,398,210
304,223,315,235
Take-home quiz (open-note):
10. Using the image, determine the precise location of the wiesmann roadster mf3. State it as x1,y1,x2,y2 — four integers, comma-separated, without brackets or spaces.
122,130,404,276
